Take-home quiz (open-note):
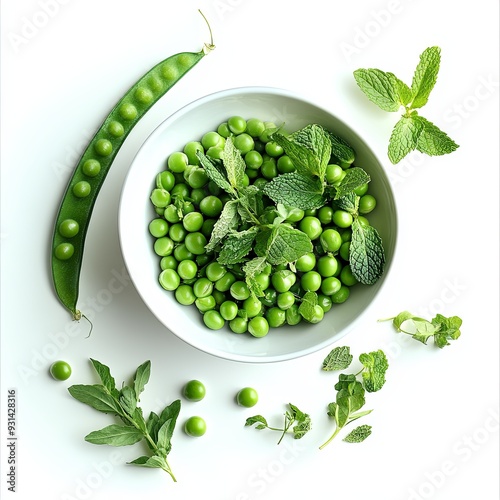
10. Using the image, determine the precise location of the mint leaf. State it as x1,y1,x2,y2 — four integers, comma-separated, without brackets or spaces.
392,311,415,331
218,227,258,265
271,133,324,177
238,185,264,221
432,315,462,348
334,192,359,216
255,224,312,265
133,360,151,400
205,199,240,252
243,257,268,297
298,291,318,322
263,172,325,210
128,456,161,468
410,46,441,109
68,385,123,415
413,116,459,156
245,415,268,430
89,359,119,398
128,455,168,469
222,137,247,189
322,346,353,371
197,152,234,195
288,404,312,440
349,219,385,285
335,375,366,426
334,167,371,199
391,73,412,106
85,425,144,446
388,115,423,164
353,68,401,112
288,124,332,179
119,386,137,416
359,350,389,392
343,425,372,443
327,132,356,168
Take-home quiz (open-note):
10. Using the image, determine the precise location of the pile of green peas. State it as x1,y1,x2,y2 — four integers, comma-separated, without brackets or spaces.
148,116,378,337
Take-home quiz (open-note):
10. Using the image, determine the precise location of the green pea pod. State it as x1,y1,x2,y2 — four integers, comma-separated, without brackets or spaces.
51,13,215,320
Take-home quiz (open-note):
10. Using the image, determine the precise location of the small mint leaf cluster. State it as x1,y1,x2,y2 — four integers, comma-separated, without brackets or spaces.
354,46,459,164
319,346,389,449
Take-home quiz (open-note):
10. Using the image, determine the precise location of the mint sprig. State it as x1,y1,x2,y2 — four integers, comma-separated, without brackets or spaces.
319,347,388,449
380,311,462,348
68,359,180,482
354,46,459,164
245,403,312,444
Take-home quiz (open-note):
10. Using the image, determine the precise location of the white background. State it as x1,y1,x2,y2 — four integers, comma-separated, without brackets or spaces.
1,1,499,499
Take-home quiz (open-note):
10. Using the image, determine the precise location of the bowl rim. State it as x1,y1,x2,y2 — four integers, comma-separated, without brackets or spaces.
118,85,399,363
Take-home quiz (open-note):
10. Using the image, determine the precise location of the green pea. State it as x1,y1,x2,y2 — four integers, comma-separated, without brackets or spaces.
182,380,206,401
220,300,238,321
203,310,225,330
184,416,207,437
72,181,91,198
134,86,154,104
161,63,179,82
147,74,165,93
248,316,269,338
159,269,180,291
217,122,231,138
82,159,101,177
59,219,79,238
195,295,216,312
49,360,72,381
227,116,246,134
94,139,113,156
150,188,171,208
107,121,124,137
266,307,286,328
184,141,204,165
236,387,258,407
160,255,177,270
229,317,248,334
54,242,74,260
193,277,213,298
154,237,174,256
286,304,302,325
119,102,138,120
175,284,196,306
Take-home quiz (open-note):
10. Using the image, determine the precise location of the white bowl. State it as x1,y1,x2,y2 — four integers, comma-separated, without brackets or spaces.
119,86,397,363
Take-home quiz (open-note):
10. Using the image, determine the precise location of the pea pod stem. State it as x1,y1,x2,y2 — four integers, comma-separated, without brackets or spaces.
51,12,214,320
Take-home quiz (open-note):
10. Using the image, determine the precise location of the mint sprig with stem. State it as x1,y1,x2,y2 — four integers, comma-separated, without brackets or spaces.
353,46,459,164
380,311,462,348
319,347,388,449
245,403,312,444
68,359,180,482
